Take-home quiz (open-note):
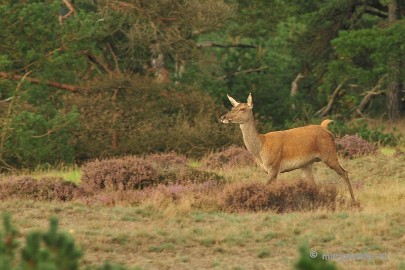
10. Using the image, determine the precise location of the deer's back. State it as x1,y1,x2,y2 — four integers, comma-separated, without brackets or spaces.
260,125,336,166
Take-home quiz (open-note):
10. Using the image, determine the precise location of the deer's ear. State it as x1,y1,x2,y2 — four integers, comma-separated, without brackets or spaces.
247,93,253,108
227,94,240,107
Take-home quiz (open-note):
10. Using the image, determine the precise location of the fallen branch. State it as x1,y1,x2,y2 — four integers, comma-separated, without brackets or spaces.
316,78,348,117
197,41,257,49
219,66,268,80
0,72,79,92
355,74,387,116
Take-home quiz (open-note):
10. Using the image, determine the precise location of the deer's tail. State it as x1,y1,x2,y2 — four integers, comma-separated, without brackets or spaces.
320,119,333,130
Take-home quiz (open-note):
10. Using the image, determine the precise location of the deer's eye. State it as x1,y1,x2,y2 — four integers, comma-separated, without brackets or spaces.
240,108,246,112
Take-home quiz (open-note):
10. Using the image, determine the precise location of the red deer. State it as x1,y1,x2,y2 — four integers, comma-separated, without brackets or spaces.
220,93,357,203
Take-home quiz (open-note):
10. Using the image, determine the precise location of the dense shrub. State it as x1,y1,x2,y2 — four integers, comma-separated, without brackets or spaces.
67,76,241,161
80,156,159,192
221,181,269,212
202,146,255,169
0,176,79,201
221,179,338,213
80,155,224,193
335,134,377,158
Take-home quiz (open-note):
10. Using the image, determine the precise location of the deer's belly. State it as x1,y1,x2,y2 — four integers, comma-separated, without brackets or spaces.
280,157,320,173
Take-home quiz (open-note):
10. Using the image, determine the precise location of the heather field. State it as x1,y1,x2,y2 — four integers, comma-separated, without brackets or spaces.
1,145,405,270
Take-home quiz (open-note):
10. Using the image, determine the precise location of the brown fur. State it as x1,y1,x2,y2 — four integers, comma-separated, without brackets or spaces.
221,94,357,203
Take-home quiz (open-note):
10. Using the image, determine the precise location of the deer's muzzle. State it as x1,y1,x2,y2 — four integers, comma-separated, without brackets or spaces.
220,115,230,123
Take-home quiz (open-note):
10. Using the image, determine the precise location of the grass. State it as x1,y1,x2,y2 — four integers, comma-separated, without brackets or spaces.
29,165,81,183
1,152,405,269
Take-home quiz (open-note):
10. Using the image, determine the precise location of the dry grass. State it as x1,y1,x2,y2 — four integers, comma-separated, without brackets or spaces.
1,152,405,269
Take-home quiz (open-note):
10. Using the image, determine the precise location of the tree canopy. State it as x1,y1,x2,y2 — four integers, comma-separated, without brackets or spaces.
0,0,404,169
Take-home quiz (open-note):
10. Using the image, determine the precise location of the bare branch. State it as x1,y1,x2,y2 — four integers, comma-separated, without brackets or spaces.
0,72,79,92
107,43,121,74
364,6,388,18
290,73,305,97
84,51,112,75
316,78,348,117
30,119,74,138
59,0,75,24
218,66,268,80
197,41,257,49
355,74,388,116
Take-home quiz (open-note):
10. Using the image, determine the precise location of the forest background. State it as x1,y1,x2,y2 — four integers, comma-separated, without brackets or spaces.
1,0,404,171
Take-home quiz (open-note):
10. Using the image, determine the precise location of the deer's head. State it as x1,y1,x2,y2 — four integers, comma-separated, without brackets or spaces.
220,93,254,124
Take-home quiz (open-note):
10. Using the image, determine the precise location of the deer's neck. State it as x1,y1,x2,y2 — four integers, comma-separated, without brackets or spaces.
239,120,263,158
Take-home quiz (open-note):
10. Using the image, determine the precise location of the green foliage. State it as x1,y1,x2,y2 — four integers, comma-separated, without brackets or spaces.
294,245,337,270
1,0,405,170
190,0,302,127
1,214,81,270
2,108,79,169
329,120,398,146
0,213,19,269
0,214,130,270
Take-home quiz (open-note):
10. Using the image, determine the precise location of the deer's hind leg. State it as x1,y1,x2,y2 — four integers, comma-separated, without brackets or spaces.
264,165,279,184
301,163,317,187
323,157,357,204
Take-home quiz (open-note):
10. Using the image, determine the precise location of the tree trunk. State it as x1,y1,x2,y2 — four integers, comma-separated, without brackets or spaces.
387,0,401,120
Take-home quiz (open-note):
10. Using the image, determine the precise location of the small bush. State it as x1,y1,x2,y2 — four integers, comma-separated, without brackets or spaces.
202,146,255,169
222,181,270,212
80,156,159,192
145,152,188,169
221,179,338,213
0,214,129,270
294,245,337,270
0,176,78,201
336,134,377,158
